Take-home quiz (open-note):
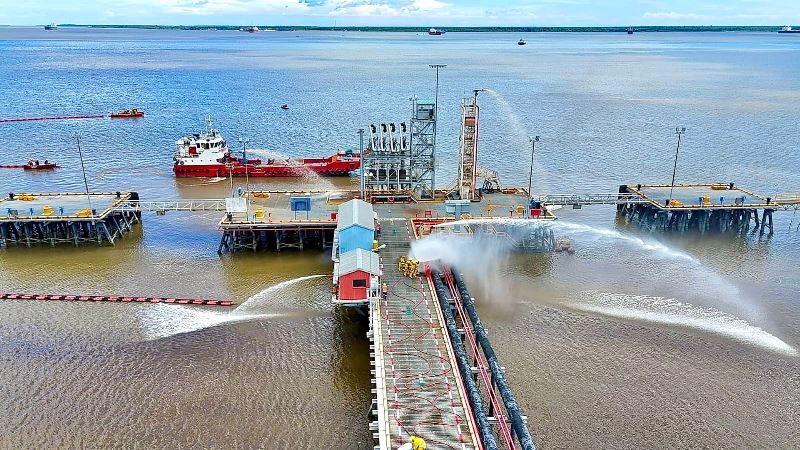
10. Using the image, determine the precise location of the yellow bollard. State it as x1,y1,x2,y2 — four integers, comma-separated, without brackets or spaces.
255,209,265,219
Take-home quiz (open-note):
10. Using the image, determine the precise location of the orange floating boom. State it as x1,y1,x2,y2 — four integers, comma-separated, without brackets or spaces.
0,114,105,123
0,293,234,307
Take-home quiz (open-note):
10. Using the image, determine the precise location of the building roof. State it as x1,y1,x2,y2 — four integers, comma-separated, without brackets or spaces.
337,199,375,231
338,248,381,276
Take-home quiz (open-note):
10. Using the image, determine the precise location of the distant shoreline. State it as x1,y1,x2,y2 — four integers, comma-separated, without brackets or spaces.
35,25,791,33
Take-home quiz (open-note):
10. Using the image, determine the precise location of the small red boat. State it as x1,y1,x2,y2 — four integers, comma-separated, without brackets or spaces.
111,108,144,119
23,160,59,170
172,119,360,178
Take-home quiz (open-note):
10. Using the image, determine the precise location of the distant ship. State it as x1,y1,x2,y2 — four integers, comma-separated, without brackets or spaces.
627,27,634,34
44,23,58,30
428,28,445,36
517,38,526,46
243,26,259,33
778,25,800,34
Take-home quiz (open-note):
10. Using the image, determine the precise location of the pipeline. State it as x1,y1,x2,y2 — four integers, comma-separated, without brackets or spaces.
429,265,499,450
0,114,105,123
450,269,537,450
0,293,234,306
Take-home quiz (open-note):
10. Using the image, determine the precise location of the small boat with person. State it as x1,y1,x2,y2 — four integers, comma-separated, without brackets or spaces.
110,108,144,119
518,38,526,46
281,104,289,110
24,159,60,170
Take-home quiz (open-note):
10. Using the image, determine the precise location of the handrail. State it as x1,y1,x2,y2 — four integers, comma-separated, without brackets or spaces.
450,269,537,450
112,199,227,212
442,267,516,448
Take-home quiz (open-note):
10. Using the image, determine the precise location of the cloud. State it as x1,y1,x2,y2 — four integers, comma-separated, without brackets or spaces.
158,0,311,15
327,0,451,17
642,11,705,20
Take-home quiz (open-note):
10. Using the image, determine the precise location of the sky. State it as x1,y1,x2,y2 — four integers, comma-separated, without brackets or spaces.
1,0,799,26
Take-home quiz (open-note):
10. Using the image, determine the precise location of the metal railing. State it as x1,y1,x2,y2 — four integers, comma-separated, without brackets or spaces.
112,199,227,212
534,192,649,206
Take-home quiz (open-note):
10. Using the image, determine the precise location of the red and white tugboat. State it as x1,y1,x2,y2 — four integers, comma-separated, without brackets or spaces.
172,118,361,178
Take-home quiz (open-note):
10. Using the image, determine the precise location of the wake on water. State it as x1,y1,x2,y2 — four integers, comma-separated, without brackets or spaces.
138,275,327,339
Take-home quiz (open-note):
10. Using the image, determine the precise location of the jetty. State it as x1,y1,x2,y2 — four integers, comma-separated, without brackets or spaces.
5,90,799,449
0,192,139,247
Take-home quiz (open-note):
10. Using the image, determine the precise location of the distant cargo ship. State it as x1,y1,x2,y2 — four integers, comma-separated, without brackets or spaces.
627,27,634,34
44,23,58,30
428,28,445,36
778,25,800,34
172,119,360,177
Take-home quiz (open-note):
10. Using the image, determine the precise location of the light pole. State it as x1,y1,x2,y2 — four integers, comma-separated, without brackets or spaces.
429,64,446,121
429,64,446,192
358,128,365,199
528,135,539,198
238,137,251,211
668,127,686,205
75,132,93,214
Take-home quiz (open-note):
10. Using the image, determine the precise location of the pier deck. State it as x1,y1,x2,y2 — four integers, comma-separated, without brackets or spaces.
1,192,131,220
370,218,478,449
627,183,772,209
0,192,139,247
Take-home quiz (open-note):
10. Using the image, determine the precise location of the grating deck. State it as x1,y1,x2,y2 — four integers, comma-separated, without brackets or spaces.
371,218,478,449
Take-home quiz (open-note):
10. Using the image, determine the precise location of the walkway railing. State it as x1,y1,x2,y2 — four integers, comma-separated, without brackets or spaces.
534,192,649,206
113,199,227,212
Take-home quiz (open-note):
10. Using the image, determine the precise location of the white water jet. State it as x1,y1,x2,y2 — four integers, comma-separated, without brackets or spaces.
568,292,797,356
233,274,327,314
432,217,766,329
245,148,337,192
138,275,327,339
138,304,277,340
482,88,549,191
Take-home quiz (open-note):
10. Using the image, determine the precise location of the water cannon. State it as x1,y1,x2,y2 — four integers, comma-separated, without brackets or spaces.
400,122,407,133
370,124,376,133
381,123,387,133
390,123,396,132
472,88,487,100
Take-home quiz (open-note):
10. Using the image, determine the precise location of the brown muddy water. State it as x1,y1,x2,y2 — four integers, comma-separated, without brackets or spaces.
1,28,799,448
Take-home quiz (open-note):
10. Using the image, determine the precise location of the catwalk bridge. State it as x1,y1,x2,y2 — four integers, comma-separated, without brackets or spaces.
368,218,536,450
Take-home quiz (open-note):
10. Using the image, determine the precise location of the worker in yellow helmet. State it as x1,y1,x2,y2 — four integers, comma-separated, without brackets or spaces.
397,435,426,450
398,255,407,274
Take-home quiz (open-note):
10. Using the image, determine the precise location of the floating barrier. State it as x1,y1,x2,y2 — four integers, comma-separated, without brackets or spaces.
0,114,105,123
0,293,234,306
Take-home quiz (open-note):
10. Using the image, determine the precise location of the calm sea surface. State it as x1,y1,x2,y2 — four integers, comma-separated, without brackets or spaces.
0,27,799,449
